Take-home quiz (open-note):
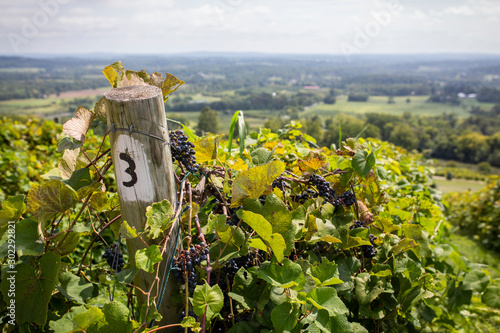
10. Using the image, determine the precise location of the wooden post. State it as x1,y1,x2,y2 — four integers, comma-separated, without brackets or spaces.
104,85,178,327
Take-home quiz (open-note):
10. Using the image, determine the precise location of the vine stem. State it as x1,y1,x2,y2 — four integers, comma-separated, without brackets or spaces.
194,214,211,333
56,159,112,249
76,213,122,276
146,323,182,332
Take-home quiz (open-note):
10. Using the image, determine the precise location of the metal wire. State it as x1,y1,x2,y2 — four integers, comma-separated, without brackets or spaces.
110,123,169,144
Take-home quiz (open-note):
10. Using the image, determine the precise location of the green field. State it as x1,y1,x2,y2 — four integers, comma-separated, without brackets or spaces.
0,93,105,116
434,177,485,193
0,97,64,115
303,95,495,117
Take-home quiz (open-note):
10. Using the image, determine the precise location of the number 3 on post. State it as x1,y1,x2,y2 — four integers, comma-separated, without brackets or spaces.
119,153,138,187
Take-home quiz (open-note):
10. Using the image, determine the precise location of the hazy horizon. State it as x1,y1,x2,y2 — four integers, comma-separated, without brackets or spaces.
1,0,500,58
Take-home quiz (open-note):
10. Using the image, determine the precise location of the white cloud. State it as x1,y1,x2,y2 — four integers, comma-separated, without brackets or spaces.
444,5,475,16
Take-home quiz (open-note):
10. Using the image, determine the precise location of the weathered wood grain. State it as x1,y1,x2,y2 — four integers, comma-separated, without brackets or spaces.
104,85,179,328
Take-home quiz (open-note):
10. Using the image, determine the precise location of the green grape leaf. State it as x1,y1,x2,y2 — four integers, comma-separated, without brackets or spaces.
309,259,343,287
251,147,274,166
100,301,133,332
63,168,93,192
352,150,375,177
57,136,83,152
482,286,500,308
242,210,286,262
193,283,224,326
315,309,352,333
343,236,372,250
258,258,305,291
118,220,138,239
114,267,138,284
49,305,89,332
248,238,268,252
270,302,299,333
354,273,385,305
375,216,400,234
263,194,295,255
27,179,79,231
0,194,25,228
393,239,418,255
1,252,60,326
135,245,162,273
0,218,43,257
228,268,260,309
57,271,95,304
307,287,348,317
52,231,82,257
180,316,201,331
145,199,175,239
337,256,361,293
231,161,285,208
73,306,104,331
462,269,489,292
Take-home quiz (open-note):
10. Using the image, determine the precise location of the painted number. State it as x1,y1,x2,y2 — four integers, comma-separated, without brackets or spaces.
119,153,138,187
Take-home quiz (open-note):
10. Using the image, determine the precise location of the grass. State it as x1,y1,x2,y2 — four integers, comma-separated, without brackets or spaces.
0,97,63,115
303,95,495,117
434,178,485,194
448,233,500,278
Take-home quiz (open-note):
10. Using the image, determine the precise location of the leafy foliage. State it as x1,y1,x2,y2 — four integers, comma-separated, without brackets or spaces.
1,64,499,333
445,176,500,251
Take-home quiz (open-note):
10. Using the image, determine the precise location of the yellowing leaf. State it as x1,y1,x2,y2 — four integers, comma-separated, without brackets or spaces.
242,210,286,262
264,141,285,155
161,73,185,102
343,236,372,250
102,62,123,88
228,158,248,172
319,236,342,244
298,158,327,173
62,107,95,142
393,238,418,255
231,161,285,208
248,238,268,252
375,216,401,234
194,136,223,163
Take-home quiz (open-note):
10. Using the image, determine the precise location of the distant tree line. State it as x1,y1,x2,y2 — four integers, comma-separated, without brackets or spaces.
165,91,320,112
265,105,500,167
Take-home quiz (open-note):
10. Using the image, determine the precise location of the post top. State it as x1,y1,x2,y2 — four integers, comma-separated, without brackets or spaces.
104,85,162,102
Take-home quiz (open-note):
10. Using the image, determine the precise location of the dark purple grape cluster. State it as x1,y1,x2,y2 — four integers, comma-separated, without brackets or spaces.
362,244,377,258
272,176,285,190
178,310,198,320
350,222,377,258
227,211,240,226
333,190,356,207
350,220,365,229
225,255,255,283
309,174,335,201
102,243,125,272
294,189,318,203
365,235,378,259
169,130,199,173
172,242,209,294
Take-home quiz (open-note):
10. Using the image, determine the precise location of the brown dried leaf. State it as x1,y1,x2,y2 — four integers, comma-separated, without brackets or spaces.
120,71,148,87
62,107,95,142
58,149,79,179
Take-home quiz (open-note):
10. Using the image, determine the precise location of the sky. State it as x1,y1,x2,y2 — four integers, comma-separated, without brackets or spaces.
1,0,499,56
